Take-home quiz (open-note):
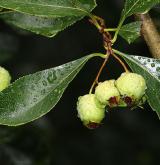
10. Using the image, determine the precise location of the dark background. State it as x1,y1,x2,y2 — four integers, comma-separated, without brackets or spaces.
0,0,160,165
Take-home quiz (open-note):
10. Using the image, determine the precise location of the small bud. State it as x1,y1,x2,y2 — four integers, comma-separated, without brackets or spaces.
0,66,11,91
77,94,105,129
95,80,120,107
116,72,147,105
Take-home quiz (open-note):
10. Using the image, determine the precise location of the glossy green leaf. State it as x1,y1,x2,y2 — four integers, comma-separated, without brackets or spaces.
122,0,160,18
114,49,160,118
0,11,83,37
0,0,96,17
0,0,96,37
119,21,141,44
114,0,160,43
0,54,97,126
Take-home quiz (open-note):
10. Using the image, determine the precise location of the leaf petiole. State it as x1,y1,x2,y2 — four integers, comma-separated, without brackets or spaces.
111,16,126,43
112,48,127,57
88,13,102,30
104,28,117,32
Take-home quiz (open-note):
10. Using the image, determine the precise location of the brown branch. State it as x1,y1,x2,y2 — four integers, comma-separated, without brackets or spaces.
135,13,160,59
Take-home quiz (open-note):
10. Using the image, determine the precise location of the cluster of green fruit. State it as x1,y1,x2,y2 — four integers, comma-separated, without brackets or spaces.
77,72,147,129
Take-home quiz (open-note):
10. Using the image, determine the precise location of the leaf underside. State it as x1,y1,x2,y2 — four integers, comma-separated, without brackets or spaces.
0,11,83,37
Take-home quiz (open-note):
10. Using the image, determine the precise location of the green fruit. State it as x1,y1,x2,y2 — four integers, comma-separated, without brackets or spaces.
77,94,105,129
0,66,11,91
95,80,120,106
116,72,147,102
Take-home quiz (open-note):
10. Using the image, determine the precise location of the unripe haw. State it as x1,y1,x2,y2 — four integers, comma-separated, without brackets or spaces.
77,94,105,129
0,66,11,91
95,80,120,107
116,72,147,106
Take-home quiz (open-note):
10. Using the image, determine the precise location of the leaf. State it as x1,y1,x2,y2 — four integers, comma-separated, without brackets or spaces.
0,54,97,126
115,0,160,42
114,49,160,117
0,0,96,17
122,0,160,18
0,11,83,37
119,21,141,44
0,0,96,37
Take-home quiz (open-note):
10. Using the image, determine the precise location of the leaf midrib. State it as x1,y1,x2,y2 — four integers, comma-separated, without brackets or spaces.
125,0,140,17
0,1,89,15
120,29,139,33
